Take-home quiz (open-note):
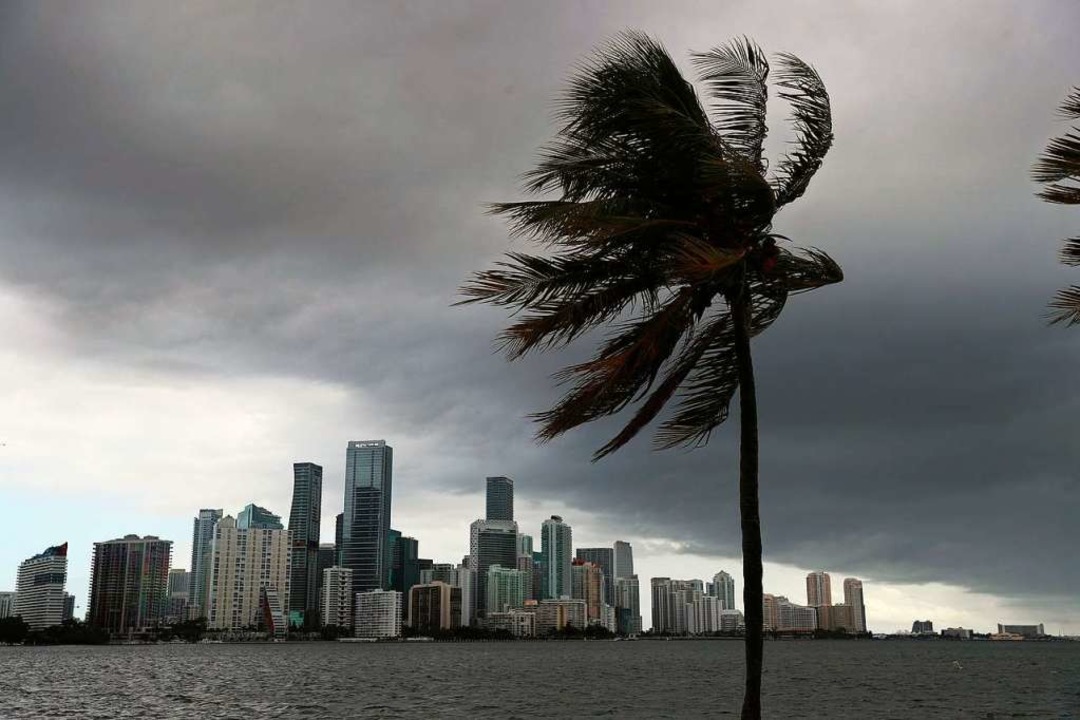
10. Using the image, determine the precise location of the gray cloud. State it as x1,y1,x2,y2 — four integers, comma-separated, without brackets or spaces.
1,1,1078,611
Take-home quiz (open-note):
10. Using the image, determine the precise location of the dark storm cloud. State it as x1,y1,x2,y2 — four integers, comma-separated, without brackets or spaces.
1,1,1078,608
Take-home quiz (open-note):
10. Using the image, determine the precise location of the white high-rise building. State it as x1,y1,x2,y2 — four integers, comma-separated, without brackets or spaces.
541,516,572,599
708,571,736,610
206,515,291,631
0,592,16,619
355,589,401,638
843,578,867,633
321,566,354,629
14,543,68,629
806,571,832,607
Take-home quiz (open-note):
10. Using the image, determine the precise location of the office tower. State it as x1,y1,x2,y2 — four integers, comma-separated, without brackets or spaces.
287,462,323,625
708,570,736,610
806,571,832,607
87,535,172,634
62,593,75,622
516,553,535,601
166,569,190,624
189,509,223,618
321,566,354,629
470,519,518,617
571,560,605,621
354,589,402,638
342,440,393,596
206,515,290,631
575,548,614,605
0,592,16,619
388,532,421,595
613,540,634,580
419,563,474,627
517,534,533,556
614,576,642,635
408,582,462,632
485,565,527,614
535,598,587,635
650,578,702,635
237,504,283,530
13,543,68,630
541,516,572,599
843,577,867,633
334,513,344,565
485,476,514,521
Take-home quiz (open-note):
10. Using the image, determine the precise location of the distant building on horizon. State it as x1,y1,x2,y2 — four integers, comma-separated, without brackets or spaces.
166,569,190,624
912,620,934,634
0,592,16,619
237,503,283,530
470,519,518,618
575,548,614,606
61,593,75,622
997,623,1045,638
189,509,223,619
342,441,393,597
14,543,68,630
206,515,290,632
570,560,604,623
613,540,634,580
485,476,514,522
320,566,354,629
388,531,421,596
87,535,172,635
419,563,474,627
408,581,461,633
288,462,323,626
485,565,527,615
806,571,832,608
843,578,867,633
355,589,401,639
708,571,736,611
535,598,586,635
541,516,572,600
614,576,642,635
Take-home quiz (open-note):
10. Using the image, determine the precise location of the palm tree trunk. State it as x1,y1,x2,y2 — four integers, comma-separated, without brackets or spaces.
732,286,763,720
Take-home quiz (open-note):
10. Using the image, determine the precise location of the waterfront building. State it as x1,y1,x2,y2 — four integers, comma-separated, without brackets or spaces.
419,563,474,627
651,578,703,635
599,603,617,633
818,603,856,632
763,595,817,633
14,543,68,630
535,598,587,635
354,589,401,639
260,587,288,639
689,595,723,634
485,476,514,522
720,609,746,632
541,515,572,600
165,569,189,624
334,513,344,565
237,503,283,530
843,577,867,632
407,581,461,632
486,565,527,614
0,592,16,619
62,593,75,622
320,566,354,629
316,544,336,605
470,519,518,617
486,608,536,637
87,535,171,634
389,532,421,595
762,594,779,631
575,548,614,606
806,571,832,608
942,627,973,639
570,559,604,622
708,571,736,610
613,540,634,580
189,509,222,618
516,553,535,601
206,515,290,632
342,440,393,596
997,623,1045,638
912,620,934,634
613,576,642,635
288,462,323,626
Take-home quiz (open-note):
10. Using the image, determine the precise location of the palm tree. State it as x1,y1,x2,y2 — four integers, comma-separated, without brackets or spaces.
460,32,841,719
1034,87,1080,326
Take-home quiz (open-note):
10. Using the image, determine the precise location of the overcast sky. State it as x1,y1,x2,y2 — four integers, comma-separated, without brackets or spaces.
1,1,1077,634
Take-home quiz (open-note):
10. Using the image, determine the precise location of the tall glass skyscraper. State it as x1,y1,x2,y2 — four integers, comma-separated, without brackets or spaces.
575,547,614,605
342,440,393,596
613,540,635,580
541,515,572,599
470,519,518,617
189,508,222,618
708,570,736,610
237,503,283,530
288,462,323,624
485,476,514,521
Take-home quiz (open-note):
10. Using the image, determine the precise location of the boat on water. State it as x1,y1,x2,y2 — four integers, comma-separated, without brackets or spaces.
338,637,378,643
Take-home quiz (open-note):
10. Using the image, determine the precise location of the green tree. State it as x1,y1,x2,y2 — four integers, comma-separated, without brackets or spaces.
0,616,29,645
460,32,841,719
1034,87,1080,325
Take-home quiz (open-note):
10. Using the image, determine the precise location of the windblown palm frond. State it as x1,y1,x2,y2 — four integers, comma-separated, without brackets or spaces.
461,30,840,456
1035,87,1080,325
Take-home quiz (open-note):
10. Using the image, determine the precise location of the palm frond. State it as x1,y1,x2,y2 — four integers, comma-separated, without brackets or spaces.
1060,236,1080,267
487,200,695,251
1056,87,1080,121
771,246,844,293
769,53,834,208
1048,285,1080,326
1033,131,1080,205
692,38,770,168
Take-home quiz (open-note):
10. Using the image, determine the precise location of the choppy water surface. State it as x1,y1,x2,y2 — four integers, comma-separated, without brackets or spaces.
1,640,1078,719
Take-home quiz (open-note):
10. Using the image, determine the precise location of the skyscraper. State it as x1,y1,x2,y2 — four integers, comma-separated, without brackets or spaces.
288,462,323,625
470,519,518,617
87,535,172,634
354,589,402,638
237,504,283,530
0,592,17,619
321,566,354,629
342,440,393,596
166,569,190,624
806,571,832,607
575,547,614,605
13,543,68,630
485,476,514,521
843,577,867,633
614,576,642,635
408,582,462,632
389,532,420,595
541,516,572,599
189,508,223,619
570,559,604,621
709,570,736,610
613,540,635,580
334,512,344,565
206,515,290,631
485,565,527,614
